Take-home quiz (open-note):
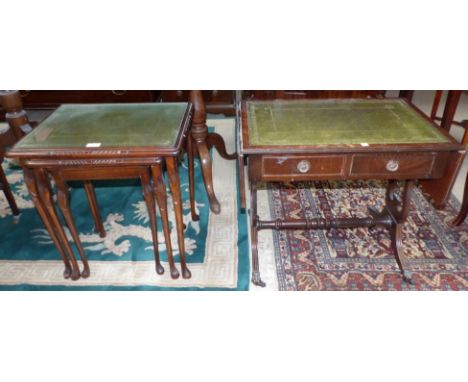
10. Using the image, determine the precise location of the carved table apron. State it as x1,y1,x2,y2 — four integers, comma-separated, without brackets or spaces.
241,99,465,287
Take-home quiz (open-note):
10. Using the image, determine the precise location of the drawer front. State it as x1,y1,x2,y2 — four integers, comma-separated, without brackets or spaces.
249,152,451,182
262,155,346,180
350,153,437,178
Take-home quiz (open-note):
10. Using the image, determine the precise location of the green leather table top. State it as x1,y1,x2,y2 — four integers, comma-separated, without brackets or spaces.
16,103,189,148
246,99,450,146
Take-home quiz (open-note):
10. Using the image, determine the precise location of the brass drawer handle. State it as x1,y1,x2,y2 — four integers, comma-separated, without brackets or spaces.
297,160,311,173
386,159,399,172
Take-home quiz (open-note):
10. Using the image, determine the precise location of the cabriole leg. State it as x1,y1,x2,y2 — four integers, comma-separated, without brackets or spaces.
166,157,191,279
23,168,72,279
140,169,164,275
151,162,179,279
35,168,81,281
53,173,91,278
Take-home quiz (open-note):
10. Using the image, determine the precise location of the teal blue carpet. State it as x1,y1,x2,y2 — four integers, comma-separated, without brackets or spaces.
0,124,249,290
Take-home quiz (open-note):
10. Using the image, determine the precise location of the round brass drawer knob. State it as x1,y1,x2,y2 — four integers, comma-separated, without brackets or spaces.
386,159,399,172
297,160,311,173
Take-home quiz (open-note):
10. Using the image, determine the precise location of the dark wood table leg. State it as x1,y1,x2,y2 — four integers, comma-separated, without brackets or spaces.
452,172,468,226
1,91,27,219
35,168,81,281
369,180,415,283
151,161,180,279
206,133,237,161
23,168,72,279
249,181,265,287
166,156,191,279
140,168,164,275
83,181,106,238
189,90,236,214
192,136,220,213
0,164,20,217
387,180,414,283
53,172,91,278
186,134,200,222
440,90,462,131
430,90,444,120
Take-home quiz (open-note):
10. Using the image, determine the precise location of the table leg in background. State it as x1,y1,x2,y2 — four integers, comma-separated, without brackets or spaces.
206,132,237,161
440,90,462,131
83,181,106,238
0,165,20,217
189,90,237,214
186,134,199,222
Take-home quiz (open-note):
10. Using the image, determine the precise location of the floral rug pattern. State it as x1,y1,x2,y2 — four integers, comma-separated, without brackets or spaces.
268,180,468,291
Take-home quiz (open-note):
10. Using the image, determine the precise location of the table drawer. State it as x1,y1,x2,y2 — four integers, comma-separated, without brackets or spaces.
250,151,451,182
261,155,345,179
350,153,438,178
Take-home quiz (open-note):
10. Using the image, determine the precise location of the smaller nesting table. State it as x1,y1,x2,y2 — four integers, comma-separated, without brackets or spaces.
241,98,465,287
7,102,195,281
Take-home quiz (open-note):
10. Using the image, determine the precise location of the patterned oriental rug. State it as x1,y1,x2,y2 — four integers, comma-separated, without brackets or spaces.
0,119,249,290
268,180,468,291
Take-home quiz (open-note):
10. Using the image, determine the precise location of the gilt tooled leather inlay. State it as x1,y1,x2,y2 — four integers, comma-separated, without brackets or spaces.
247,99,450,146
15,103,190,149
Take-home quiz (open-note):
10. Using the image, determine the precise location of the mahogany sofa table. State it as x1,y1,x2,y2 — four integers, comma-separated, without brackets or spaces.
7,102,194,281
240,98,465,287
